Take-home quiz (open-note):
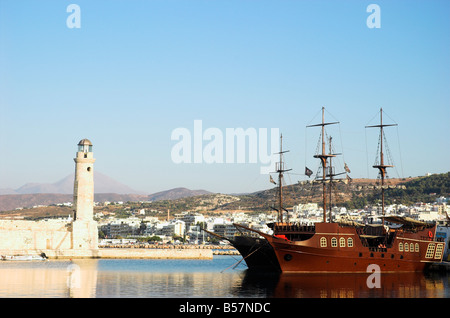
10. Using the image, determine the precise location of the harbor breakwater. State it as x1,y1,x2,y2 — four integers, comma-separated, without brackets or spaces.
1,247,214,259
100,244,239,258
99,247,214,259
0,245,239,260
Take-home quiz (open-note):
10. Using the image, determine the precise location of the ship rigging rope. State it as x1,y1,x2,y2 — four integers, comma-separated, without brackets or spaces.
305,107,324,127
304,126,308,174
337,122,348,175
221,242,268,272
383,133,395,171
364,109,403,179
365,109,382,178
395,125,405,178
365,128,370,178
305,107,326,173
382,110,404,178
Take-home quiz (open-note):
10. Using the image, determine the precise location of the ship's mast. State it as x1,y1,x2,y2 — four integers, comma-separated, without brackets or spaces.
328,136,333,222
307,107,339,223
275,134,291,223
366,108,397,224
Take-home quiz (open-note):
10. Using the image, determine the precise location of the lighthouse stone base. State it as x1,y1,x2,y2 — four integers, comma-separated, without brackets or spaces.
0,219,101,259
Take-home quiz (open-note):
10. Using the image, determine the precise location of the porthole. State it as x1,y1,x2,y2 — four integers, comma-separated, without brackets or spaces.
87,167,91,172
284,254,293,261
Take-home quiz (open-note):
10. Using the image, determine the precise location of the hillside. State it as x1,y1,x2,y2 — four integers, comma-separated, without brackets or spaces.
0,194,73,212
0,205,74,220
1,173,449,219
124,174,449,215
147,187,211,201
129,193,241,216
0,189,213,212
0,193,149,212
376,172,450,205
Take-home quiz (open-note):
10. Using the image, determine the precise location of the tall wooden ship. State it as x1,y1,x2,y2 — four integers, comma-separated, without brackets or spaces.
238,108,445,272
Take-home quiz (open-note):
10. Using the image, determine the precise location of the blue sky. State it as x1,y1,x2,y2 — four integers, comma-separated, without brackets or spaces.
1,0,449,194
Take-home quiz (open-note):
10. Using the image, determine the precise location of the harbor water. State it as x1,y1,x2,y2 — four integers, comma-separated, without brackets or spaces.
0,255,449,298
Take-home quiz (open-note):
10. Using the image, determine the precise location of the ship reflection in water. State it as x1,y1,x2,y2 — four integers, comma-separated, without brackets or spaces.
0,258,448,298
237,270,450,298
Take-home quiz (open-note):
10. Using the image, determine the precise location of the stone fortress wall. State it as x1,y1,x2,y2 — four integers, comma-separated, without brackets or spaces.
0,219,72,251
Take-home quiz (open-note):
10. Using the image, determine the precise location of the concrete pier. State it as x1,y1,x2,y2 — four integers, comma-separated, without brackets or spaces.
99,248,213,259
0,248,213,259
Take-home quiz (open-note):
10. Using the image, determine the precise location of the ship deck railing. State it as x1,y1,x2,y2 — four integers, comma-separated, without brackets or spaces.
274,224,316,233
367,246,388,253
422,236,446,242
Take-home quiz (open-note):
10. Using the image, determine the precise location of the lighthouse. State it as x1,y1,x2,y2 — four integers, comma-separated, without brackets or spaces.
72,139,99,252
73,139,95,221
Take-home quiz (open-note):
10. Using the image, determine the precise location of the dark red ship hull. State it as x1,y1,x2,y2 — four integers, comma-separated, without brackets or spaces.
232,235,281,272
242,221,445,273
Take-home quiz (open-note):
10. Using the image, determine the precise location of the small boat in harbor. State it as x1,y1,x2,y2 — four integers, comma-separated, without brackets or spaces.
1,253,48,261
436,213,450,261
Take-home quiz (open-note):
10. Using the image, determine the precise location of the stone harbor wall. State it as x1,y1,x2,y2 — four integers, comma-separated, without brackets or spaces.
0,219,100,258
0,219,72,251
0,220,213,259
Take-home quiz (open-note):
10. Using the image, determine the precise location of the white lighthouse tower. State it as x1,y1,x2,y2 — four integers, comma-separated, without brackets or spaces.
72,139,99,253
73,139,95,221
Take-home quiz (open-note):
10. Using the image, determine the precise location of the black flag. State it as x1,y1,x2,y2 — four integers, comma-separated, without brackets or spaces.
269,175,277,184
344,163,351,173
305,167,313,177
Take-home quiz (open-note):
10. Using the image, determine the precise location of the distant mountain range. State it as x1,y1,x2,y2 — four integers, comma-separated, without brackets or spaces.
147,187,211,201
0,172,212,212
0,171,141,195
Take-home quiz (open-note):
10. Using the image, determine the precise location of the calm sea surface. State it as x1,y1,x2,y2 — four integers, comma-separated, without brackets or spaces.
0,255,448,298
